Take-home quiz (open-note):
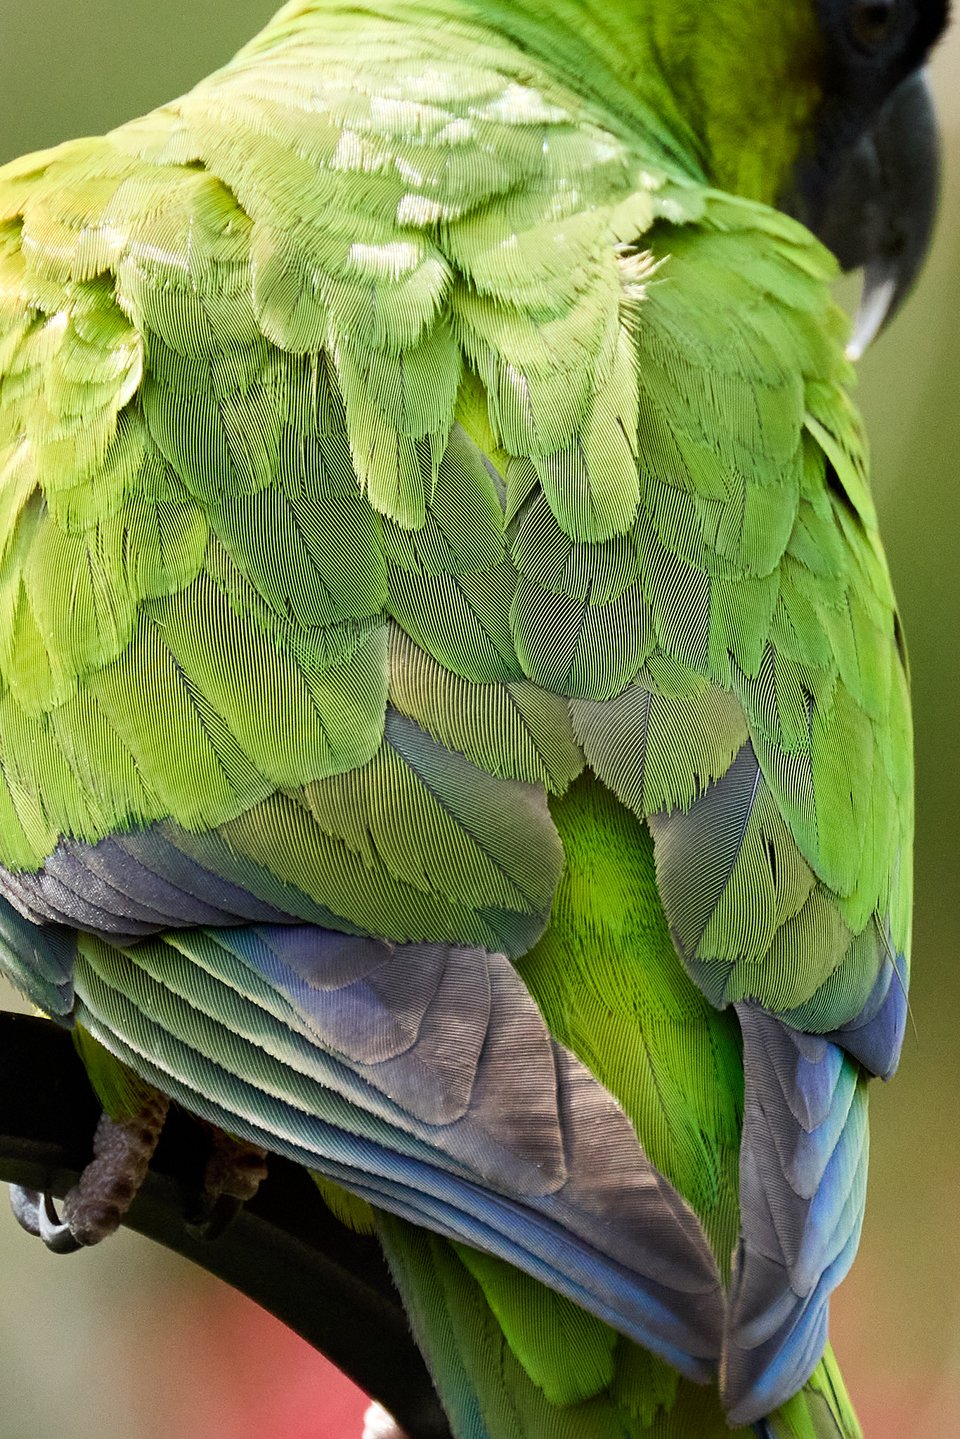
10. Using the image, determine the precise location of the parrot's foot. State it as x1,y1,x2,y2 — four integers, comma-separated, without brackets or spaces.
9,1094,169,1252
362,1402,410,1439
184,1128,269,1240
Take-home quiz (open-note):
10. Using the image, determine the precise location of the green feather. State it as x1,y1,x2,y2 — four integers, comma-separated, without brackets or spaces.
73,1023,161,1123
0,3,914,1432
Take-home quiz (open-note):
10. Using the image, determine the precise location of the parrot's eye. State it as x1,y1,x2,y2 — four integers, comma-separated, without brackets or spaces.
849,0,899,49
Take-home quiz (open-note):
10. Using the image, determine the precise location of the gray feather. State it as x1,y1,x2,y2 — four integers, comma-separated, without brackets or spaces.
723,1005,868,1423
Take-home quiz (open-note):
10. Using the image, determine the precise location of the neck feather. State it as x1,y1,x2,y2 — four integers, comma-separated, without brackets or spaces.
252,0,825,204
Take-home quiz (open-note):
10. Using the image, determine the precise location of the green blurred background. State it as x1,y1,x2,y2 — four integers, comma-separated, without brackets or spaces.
0,3,958,1434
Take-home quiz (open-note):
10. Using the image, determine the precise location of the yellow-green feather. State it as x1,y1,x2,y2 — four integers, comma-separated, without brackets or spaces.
0,3,909,1434
72,1023,160,1123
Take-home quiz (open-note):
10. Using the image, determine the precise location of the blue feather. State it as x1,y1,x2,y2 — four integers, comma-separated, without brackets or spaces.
828,950,908,1079
0,893,74,1019
724,1007,869,1423
67,921,725,1381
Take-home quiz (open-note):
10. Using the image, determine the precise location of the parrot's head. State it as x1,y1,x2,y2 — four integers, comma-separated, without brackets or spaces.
644,0,951,352
791,0,950,353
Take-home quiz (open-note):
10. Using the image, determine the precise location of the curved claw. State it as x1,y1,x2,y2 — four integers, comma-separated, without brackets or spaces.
8,1184,83,1253
184,1129,268,1240
9,1184,43,1237
184,1192,244,1243
37,1190,84,1254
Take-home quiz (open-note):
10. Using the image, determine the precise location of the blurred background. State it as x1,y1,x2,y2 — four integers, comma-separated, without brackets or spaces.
0,3,958,1434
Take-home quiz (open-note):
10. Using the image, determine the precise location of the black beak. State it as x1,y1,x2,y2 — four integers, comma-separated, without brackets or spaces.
788,71,941,358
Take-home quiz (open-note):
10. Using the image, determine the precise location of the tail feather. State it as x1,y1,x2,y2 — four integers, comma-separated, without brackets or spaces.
725,1009,868,1422
376,1213,862,1439
378,1211,739,1439
759,1349,862,1439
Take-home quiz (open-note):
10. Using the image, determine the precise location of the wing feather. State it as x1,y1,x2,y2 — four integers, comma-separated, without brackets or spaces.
0,13,911,1425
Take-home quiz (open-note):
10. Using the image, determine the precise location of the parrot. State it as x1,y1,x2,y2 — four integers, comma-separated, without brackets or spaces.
0,0,948,1436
